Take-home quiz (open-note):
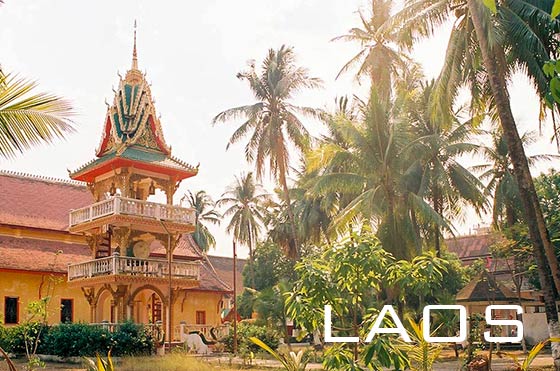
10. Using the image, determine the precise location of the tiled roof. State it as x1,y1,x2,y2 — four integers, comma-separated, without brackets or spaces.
0,171,228,292
0,235,89,273
197,256,233,293
150,234,204,260
0,234,230,292
69,146,198,179
456,272,534,302
0,171,92,231
207,255,246,295
445,233,495,260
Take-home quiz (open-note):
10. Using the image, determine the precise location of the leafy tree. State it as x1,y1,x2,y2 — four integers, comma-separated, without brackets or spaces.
236,288,258,319
212,45,323,259
253,281,292,341
242,241,295,291
0,70,74,158
218,172,270,288
287,233,405,368
181,190,221,252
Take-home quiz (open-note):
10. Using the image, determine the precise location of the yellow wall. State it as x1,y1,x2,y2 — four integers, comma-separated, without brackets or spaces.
173,290,224,326
0,269,226,333
0,270,90,325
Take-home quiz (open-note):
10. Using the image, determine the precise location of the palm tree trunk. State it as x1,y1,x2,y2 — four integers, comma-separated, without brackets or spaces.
433,188,442,257
467,1,560,368
247,224,256,289
505,204,516,228
279,170,300,260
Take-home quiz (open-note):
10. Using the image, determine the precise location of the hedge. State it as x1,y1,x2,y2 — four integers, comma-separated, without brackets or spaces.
0,322,154,357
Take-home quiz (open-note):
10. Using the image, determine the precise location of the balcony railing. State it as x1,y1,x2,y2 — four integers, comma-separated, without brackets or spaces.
69,196,196,227
67,255,200,282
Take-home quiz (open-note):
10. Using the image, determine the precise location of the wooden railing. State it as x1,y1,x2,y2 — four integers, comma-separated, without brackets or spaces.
67,255,200,282
69,196,196,227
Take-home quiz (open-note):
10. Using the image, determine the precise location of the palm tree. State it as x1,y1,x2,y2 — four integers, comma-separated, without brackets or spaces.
308,88,447,260
0,70,74,158
406,81,488,256
386,0,560,366
181,190,221,252
332,0,408,102
475,130,556,228
212,45,322,259
217,172,270,288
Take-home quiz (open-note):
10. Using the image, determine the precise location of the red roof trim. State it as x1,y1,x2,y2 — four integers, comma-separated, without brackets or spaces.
95,116,113,157
71,157,197,182
148,116,170,155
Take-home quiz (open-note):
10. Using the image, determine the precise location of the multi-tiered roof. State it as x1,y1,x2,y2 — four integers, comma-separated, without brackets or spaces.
69,29,197,183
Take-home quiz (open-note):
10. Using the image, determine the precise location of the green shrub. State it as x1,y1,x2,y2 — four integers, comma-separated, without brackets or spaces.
43,322,153,357
0,322,154,357
109,322,153,356
43,323,111,357
0,323,49,355
222,322,279,353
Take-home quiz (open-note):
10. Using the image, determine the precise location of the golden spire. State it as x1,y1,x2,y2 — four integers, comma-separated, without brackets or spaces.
131,20,138,70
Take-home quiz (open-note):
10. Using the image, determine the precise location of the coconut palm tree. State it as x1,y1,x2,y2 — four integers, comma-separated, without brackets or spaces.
217,172,270,288
0,69,74,158
212,45,322,259
181,190,221,252
475,130,557,228
308,88,448,260
385,0,560,366
405,81,488,256
332,0,408,102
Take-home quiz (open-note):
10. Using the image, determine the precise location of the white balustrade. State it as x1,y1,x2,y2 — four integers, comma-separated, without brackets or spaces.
68,255,200,282
69,196,196,227
176,323,230,342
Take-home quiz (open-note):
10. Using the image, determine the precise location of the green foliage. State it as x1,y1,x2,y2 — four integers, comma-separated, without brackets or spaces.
84,352,115,371
236,288,258,319
250,337,310,371
181,190,221,252
218,172,271,289
0,71,74,159
402,319,443,371
498,337,560,370
499,170,560,289
44,322,152,357
287,233,392,335
553,0,560,19
0,322,154,358
103,322,153,357
242,241,295,291
221,322,279,354
482,0,497,14
3,322,49,356
43,323,110,357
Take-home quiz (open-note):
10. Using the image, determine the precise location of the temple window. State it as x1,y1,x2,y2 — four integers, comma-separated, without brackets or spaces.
196,310,206,325
61,299,73,323
4,297,18,324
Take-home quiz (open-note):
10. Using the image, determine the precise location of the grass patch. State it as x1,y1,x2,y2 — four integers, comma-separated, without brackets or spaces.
118,354,282,371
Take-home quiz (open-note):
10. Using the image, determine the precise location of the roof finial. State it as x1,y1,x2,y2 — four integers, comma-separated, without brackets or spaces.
131,20,138,70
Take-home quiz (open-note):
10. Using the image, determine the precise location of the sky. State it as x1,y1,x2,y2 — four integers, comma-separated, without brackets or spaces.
1,0,558,258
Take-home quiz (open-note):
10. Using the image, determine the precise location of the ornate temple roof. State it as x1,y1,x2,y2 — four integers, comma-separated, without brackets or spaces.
69,27,197,182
